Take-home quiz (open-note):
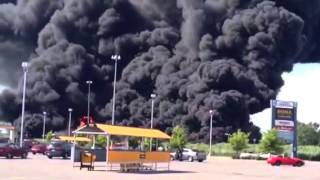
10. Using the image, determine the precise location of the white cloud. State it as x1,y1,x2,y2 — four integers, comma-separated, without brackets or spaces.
251,63,320,132
0,85,6,92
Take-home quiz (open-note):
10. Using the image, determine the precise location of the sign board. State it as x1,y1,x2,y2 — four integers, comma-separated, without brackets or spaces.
80,116,95,127
271,100,297,143
139,153,146,159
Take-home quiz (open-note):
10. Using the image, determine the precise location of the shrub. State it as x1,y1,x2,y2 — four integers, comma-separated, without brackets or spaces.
170,125,187,151
297,146,320,161
45,131,54,142
258,129,284,154
129,137,139,149
95,135,108,147
228,130,249,156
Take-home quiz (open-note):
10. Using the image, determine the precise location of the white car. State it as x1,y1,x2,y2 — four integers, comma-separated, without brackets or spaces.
239,152,272,160
171,148,206,162
239,152,258,159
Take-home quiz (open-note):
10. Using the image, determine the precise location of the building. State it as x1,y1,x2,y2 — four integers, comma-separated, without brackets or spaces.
0,125,15,143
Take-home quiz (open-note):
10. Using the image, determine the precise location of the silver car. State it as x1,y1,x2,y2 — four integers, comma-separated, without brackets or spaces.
171,148,206,162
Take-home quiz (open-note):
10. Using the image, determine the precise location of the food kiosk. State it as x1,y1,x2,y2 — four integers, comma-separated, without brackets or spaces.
73,123,171,172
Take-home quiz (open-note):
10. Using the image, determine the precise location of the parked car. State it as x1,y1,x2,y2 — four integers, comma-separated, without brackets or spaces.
31,143,47,155
0,143,28,159
171,148,206,162
46,141,72,159
0,137,9,143
267,155,304,167
23,139,39,152
170,151,176,160
239,152,258,159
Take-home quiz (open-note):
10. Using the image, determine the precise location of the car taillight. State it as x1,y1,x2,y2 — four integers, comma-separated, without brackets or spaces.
55,147,63,151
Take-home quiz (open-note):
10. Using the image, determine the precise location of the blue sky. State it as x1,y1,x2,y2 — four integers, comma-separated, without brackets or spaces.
251,63,320,132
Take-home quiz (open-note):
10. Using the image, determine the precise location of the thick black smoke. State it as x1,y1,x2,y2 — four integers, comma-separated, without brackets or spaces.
0,0,318,142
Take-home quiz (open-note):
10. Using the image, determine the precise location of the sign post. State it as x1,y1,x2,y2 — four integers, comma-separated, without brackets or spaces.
271,100,298,157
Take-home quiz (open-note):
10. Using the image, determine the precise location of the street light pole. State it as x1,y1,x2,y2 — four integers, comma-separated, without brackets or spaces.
86,80,93,125
150,94,156,129
150,94,156,152
68,108,72,136
111,54,120,125
209,110,213,156
20,62,28,147
42,112,47,141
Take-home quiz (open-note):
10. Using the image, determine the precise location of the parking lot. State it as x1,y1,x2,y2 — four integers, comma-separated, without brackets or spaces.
0,155,320,180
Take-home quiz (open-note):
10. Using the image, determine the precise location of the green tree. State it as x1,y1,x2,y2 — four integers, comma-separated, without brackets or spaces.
128,137,139,150
143,138,152,151
45,131,54,142
170,125,187,151
258,129,284,154
95,135,108,147
298,122,320,145
228,130,249,155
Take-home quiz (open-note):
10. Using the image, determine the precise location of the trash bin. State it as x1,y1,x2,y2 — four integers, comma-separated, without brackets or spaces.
80,151,96,171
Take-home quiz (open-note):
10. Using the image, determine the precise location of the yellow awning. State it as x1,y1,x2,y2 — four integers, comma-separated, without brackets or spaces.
96,124,171,139
58,136,91,142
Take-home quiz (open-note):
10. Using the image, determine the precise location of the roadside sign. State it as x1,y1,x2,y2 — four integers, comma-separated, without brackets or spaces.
271,100,298,157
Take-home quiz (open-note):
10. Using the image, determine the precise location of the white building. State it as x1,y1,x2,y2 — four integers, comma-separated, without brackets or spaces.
0,125,15,143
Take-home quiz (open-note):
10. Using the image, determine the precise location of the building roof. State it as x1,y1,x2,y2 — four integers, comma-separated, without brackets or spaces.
73,124,108,135
57,136,91,142
97,124,171,139
73,123,171,139
0,125,15,130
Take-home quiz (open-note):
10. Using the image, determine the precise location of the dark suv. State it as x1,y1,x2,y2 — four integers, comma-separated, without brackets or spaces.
46,141,72,159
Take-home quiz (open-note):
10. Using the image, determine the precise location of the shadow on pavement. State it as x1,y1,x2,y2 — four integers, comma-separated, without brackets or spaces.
83,169,195,174
0,157,31,160
117,170,195,174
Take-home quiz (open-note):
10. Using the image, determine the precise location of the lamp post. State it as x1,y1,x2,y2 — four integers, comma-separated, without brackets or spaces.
111,54,121,125
68,108,72,136
42,111,47,141
209,110,213,156
86,80,93,125
150,93,156,151
20,62,28,147
150,94,156,129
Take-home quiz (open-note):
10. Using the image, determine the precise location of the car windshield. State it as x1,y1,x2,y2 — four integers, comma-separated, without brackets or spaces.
48,142,64,148
34,144,45,147
0,143,7,148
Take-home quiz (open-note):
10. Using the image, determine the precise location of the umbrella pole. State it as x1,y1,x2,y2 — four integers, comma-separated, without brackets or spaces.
92,135,95,149
106,135,110,170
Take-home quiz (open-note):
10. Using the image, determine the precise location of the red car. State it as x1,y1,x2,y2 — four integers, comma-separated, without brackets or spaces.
0,143,28,159
267,155,304,167
31,144,47,155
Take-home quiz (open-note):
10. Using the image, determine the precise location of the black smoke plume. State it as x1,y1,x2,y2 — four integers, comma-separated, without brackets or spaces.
0,0,318,142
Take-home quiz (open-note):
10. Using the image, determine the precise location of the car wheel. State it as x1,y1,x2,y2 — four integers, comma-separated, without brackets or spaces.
62,153,68,159
198,159,203,162
6,154,13,159
296,161,304,167
188,156,194,162
21,153,27,159
275,161,281,166
32,152,36,155
48,155,52,159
